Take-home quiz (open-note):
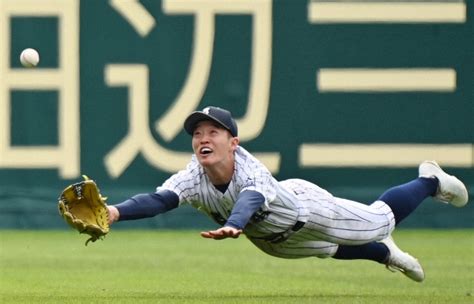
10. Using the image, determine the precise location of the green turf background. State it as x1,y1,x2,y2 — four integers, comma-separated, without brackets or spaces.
1,229,473,304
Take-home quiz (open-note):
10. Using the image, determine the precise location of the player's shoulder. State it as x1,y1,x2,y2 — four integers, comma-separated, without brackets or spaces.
235,146,257,164
166,155,202,180
235,146,271,174
159,155,203,192
179,155,204,177
236,145,256,159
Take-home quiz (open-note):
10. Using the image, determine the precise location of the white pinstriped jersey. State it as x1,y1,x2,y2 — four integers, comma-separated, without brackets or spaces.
251,179,395,258
159,146,309,237
159,146,396,259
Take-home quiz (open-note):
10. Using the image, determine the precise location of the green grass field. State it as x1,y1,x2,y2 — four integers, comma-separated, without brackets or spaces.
1,229,473,304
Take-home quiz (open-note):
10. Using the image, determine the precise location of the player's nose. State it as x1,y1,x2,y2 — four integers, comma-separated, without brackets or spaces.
199,133,211,143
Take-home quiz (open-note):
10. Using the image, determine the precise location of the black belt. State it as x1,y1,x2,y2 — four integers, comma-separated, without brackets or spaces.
261,221,306,244
291,221,306,232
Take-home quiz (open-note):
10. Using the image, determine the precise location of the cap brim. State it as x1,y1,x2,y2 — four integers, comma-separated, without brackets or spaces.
184,112,230,135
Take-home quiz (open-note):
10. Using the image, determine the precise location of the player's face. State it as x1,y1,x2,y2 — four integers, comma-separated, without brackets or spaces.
192,121,239,168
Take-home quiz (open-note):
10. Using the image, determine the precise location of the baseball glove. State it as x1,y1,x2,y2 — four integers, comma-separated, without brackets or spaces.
58,176,109,245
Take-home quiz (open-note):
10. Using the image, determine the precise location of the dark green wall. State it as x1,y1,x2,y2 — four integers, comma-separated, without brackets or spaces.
1,0,472,229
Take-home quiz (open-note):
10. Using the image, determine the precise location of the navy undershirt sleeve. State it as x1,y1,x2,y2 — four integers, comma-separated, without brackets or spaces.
225,190,265,229
114,189,179,221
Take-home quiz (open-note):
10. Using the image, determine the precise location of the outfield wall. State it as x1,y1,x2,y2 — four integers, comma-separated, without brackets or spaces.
0,0,472,229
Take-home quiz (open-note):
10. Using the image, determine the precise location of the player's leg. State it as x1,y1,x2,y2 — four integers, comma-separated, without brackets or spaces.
250,227,425,282
333,242,388,263
279,179,422,281
281,178,396,245
301,197,396,245
327,161,467,282
377,177,437,225
378,160,468,225
248,236,339,259
290,161,469,244
333,239,424,282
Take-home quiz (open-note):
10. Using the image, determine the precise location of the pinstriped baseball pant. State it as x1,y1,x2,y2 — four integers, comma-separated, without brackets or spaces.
248,179,396,259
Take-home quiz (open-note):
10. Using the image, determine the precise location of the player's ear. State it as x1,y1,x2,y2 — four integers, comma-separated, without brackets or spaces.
231,136,239,150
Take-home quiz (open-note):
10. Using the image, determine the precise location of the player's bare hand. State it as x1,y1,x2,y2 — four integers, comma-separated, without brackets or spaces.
200,227,242,240
107,206,120,225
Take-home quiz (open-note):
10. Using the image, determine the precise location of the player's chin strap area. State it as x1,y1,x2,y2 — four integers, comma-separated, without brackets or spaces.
258,220,306,244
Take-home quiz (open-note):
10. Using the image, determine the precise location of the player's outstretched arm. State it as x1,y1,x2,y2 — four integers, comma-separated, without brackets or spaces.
201,226,243,240
107,190,179,225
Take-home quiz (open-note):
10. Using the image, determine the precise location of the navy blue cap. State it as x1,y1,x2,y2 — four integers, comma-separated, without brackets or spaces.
184,106,238,137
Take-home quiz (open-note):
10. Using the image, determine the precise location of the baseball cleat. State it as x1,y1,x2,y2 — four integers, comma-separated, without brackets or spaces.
418,160,469,207
381,236,424,282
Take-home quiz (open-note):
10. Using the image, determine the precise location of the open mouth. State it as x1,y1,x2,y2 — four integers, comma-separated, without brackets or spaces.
200,147,213,155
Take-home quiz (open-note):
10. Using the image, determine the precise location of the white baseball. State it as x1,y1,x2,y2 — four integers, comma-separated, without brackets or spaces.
20,48,40,67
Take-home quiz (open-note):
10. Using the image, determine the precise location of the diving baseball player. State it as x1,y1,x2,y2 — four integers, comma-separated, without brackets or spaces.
107,106,469,282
